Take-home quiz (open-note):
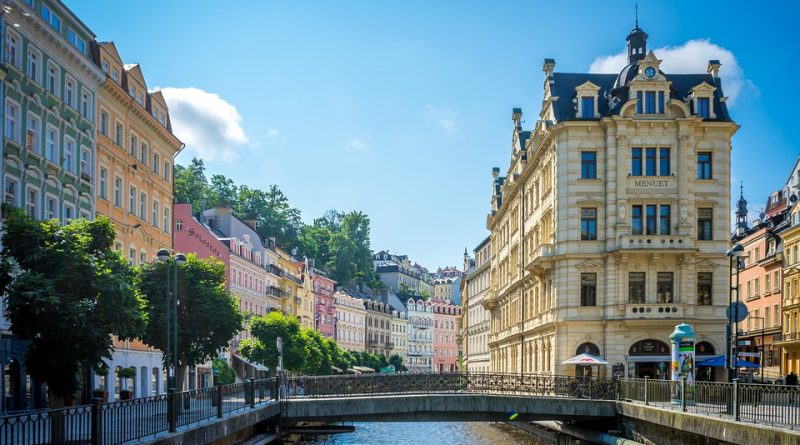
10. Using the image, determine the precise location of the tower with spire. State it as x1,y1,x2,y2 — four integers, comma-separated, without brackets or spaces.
626,5,648,64
736,182,749,234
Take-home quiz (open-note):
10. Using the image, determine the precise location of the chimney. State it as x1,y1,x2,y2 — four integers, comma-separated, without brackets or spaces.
243,220,257,231
542,58,555,78
512,108,523,130
707,60,721,79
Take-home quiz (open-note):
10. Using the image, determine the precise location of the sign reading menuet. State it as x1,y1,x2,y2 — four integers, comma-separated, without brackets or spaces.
631,179,671,188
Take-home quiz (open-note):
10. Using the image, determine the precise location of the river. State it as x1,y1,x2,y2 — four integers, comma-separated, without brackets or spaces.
315,422,548,444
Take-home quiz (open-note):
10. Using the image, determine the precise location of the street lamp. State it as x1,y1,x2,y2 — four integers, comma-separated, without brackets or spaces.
157,249,186,395
725,243,744,382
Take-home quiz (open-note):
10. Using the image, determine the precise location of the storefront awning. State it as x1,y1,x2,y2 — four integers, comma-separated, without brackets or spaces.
626,355,671,363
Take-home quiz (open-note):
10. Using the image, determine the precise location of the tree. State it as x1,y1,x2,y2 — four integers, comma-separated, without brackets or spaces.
173,158,209,212
212,359,236,385
301,329,332,375
0,208,144,407
239,312,306,375
389,354,405,372
139,254,242,390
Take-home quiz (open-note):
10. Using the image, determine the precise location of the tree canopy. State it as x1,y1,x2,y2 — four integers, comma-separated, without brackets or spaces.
0,208,144,405
174,158,378,288
138,254,243,388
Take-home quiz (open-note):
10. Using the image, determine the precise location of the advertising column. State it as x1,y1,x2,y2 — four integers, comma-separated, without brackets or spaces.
670,323,696,405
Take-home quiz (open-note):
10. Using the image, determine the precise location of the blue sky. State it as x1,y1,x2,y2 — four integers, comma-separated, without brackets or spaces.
69,0,799,270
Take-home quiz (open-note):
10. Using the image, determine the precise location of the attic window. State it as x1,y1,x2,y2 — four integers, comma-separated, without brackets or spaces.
697,97,710,118
636,91,665,114
581,96,594,118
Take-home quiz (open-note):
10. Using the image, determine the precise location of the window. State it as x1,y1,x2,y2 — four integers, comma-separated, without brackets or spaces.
129,248,136,264
659,148,670,176
581,273,596,306
45,126,59,163
128,86,135,98
645,91,656,113
25,113,40,153
645,148,656,175
631,148,642,176
698,208,713,240
129,185,137,213
26,187,38,219
81,91,91,119
140,142,148,165
697,97,710,118
659,205,671,235
4,177,18,206
111,68,119,82
81,147,90,180
65,77,75,108
152,201,159,228
115,123,123,146
581,152,596,179
775,271,780,292
99,111,108,136
5,100,20,143
27,48,39,82
63,137,74,173
99,167,108,200
176,220,183,231
646,205,657,235
139,192,147,219
63,203,74,222
114,176,122,207
628,272,645,304
755,247,760,261
140,252,147,265
5,33,20,68
581,96,594,118
697,152,712,179
755,277,761,296
46,63,59,96
163,162,170,181
41,5,61,31
45,196,57,220
67,29,86,54
136,92,144,106
697,272,712,305
163,208,170,234
101,59,109,73
658,91,665,114
636,91,643,114
580,208,597,240
657,272,674,303
152,152,160,172
130,134,138,157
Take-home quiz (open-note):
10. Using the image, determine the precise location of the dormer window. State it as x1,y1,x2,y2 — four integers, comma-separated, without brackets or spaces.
697,97,710,118
636,90,665,114
581,96,594,118
575,81,600,119
690,82,716,119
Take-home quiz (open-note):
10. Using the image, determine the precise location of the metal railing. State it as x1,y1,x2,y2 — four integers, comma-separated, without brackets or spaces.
0,378,276,445
619,377,800,430
283,372,618,400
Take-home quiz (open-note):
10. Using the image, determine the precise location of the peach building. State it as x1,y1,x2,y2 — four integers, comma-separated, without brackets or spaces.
433,301,460,373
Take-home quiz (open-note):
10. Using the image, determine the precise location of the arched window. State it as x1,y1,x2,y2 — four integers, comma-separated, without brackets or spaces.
575,342,601,356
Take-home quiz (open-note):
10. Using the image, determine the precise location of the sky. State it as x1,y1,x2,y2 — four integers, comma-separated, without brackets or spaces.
69,0,799,270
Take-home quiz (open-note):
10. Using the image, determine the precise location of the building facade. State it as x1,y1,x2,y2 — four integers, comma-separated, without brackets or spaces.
312,272,336,338
363,299,392,357
390,309,408,367
406,297,433,372
486,26,736,379
463,237,492,373
276,245,306,324
779,202,800,375
433,301,460,373
334,290,366,352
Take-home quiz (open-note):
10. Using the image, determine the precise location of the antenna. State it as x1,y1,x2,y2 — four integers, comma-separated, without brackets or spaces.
635,2,639,29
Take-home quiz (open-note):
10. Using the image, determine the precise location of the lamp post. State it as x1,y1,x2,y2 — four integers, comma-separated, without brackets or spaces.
725,243,744,382
156,249,186,393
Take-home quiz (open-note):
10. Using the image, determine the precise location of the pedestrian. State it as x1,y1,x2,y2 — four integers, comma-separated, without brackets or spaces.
786,372,798,403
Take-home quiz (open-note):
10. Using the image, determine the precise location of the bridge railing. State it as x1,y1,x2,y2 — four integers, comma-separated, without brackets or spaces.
619,378,800,430
0,378,277,445
284,372,618,400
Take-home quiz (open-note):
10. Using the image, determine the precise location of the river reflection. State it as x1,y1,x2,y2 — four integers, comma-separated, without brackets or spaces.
316,422,548,445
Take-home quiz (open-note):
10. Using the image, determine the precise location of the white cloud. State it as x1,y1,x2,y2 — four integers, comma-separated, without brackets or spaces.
345,137,368,152
425,105,457,134
160,87,247,161
589,39,751,106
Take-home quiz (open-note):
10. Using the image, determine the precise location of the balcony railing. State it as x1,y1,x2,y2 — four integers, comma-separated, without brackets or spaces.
266,264,283,277
266,286,284,298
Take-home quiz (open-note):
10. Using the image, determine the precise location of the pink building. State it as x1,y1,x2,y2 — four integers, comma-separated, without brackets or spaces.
173,204,229,272
312,271,337,338
433,301,460,373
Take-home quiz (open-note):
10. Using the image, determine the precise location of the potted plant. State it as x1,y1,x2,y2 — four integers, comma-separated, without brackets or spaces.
92,365,109,402
118,367,136,400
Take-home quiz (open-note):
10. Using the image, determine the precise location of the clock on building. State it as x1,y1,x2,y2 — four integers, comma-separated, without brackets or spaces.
644,67,656,78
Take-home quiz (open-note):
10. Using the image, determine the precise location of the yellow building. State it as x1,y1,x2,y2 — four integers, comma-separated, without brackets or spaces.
94,42,182,398
276,245,305,322
486,26,737,379
779,205,800,374
95,42,182,262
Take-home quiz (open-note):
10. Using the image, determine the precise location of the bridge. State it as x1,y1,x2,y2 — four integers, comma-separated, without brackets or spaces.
1,373,799,445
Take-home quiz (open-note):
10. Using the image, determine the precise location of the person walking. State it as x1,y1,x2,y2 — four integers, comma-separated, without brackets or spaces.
786,372,798,403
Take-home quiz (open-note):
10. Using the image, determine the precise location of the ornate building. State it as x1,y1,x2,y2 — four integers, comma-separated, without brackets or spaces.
463,237,492,372
406,297,433,372
334,290,366,353
485,25,737,379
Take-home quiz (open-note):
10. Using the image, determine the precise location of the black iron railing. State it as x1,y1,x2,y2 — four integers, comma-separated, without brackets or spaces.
0,378,276,445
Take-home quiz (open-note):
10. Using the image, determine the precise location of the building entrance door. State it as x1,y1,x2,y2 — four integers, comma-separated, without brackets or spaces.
634,361,668,379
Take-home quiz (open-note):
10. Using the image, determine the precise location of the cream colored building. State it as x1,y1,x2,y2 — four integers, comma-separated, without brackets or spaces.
391,310,408,366
485,25,737,379
463,236,492,373
334,291,366,352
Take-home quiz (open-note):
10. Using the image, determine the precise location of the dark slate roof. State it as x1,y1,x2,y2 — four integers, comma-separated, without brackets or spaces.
518,130,531,149
549,72,732,123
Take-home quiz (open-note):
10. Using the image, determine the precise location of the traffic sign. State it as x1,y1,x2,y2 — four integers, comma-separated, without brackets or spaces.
738,352,760,358
726,302,748,323
737,340,751,346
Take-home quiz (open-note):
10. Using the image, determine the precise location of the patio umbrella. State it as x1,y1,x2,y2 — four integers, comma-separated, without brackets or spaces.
696,355,760,368
562,353,609,365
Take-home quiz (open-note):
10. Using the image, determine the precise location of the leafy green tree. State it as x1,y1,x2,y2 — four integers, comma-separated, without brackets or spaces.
239,312,306,375
173,158,210,212
419,289,431,300
212,358,236,385
301,329,332,375
0,209,144,406
139,254,242,390
389,354,405,371
207,174,239,208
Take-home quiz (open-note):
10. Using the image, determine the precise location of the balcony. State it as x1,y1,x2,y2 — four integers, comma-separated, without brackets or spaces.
386,342,395,350
757,251,783,267
266,264,283,277
524,244,554,274
618,234,693,250
266,286,284,298
625,303,685,320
